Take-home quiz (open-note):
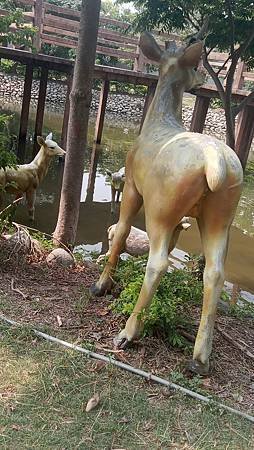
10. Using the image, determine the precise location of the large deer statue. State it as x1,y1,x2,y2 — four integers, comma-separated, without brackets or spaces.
91,32,243,375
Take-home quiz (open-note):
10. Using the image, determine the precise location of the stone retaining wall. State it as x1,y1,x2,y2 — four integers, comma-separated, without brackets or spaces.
0,71,246,146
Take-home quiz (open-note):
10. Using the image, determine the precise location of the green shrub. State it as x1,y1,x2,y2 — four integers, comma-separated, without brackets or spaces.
111,256,203,348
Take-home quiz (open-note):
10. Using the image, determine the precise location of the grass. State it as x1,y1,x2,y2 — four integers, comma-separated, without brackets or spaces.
0,321,253,450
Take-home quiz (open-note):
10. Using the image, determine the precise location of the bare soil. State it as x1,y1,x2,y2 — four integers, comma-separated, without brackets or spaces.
0,250,254,414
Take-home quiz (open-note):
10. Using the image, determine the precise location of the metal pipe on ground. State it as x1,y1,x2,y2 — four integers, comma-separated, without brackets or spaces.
1,314,254,424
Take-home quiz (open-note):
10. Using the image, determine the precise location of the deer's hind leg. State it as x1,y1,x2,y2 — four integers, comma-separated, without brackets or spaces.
189,188,241,375
90,180,143,296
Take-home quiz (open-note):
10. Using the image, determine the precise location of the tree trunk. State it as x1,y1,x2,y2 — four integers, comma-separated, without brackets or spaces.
225,102,236,149
53,0,101,247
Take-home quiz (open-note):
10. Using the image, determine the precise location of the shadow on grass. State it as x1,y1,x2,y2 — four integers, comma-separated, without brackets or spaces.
0,323,253,450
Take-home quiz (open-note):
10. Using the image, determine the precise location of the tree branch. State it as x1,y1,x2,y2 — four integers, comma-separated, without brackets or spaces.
234,27,254,60
216,54,231,76
225,0,235,56
202,47,225,106
232,90,254,117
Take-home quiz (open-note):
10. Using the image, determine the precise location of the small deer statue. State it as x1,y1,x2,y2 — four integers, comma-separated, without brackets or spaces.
0,133,65,220
91,32,243,375
106,167,125,213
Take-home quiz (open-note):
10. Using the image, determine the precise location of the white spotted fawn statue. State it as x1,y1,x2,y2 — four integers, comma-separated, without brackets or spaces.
91,32,243,375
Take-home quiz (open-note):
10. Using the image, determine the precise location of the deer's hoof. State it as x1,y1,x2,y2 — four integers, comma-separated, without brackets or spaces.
187,359,210,376
113,333,130,350
90,280,112,297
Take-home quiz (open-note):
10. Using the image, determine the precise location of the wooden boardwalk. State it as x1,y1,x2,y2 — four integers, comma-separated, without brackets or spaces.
0,0,253,165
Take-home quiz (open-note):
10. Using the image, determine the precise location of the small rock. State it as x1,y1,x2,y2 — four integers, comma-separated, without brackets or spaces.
46,248,74,268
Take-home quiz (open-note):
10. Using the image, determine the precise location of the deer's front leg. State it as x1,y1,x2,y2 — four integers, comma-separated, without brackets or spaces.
26,189,36,221
90,182,142,296
111,185,116,214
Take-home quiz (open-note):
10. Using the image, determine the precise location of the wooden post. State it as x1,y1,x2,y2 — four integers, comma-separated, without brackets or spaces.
94,79,109,144
235,105,254,169
139,82,157,133
190,95,210,133
33,0,44,52
33,66,48,155
134,45,146,72
86,143,100,203
233,60,245,91
17,64,33,161
61,74,73,149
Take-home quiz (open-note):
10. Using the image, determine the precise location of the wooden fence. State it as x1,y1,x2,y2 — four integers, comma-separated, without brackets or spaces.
1,0,254,91
0,0,253,166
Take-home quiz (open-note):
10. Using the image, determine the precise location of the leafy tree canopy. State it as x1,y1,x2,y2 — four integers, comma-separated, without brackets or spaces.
0,0,36,48
119,0,254,67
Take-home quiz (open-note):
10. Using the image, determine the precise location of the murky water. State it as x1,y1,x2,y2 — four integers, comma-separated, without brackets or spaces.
1,100,254,297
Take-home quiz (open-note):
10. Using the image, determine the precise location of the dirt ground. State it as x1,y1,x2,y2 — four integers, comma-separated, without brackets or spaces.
0,248,254,415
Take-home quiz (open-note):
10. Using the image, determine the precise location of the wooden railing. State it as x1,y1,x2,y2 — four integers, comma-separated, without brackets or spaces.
1,0,254,91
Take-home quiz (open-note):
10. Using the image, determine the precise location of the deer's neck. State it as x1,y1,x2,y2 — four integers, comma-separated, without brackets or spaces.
32,148,52,182
142,76,185,137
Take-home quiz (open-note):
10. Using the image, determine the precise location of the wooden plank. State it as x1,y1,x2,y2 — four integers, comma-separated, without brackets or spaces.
94,79,110,144
190,96,210,133
44,14,80,32
43,24,139,46
44,2,80,19
99,29,138,45
42,27,136,51
33,66,48,155
18,63,33,162
0,9,34,23
18,0,35,6
235,105,254,169
100,16,129,29
42,34,138,59
43,25,78,39
243,72,254,81
41,33,77,48
96,45,137,60
97,37,136,51
233,60,245,90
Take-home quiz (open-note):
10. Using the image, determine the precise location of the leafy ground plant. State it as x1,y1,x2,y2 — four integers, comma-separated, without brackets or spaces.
111,256,203,347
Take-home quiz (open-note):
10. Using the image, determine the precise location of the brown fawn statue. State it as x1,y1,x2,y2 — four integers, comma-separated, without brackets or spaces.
91,32,243,375
0,133,65,220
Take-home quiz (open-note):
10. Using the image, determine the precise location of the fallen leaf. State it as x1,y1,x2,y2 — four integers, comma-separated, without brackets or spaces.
143,419,154,431
201,378,212,389
12,424,22,431
85,393,100,412
98,308,109,316
119,416,130,424
56,315,63,327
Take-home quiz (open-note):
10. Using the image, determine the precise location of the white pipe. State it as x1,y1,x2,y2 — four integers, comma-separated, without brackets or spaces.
1,314,254,424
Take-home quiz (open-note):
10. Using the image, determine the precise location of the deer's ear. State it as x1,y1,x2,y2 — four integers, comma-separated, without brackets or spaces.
46,132,53,141
178,41,203,68
37,136,45,146
139,31,162,63
106,169,112,177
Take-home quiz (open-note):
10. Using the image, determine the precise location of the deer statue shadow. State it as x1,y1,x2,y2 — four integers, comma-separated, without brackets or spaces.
91,31,243,375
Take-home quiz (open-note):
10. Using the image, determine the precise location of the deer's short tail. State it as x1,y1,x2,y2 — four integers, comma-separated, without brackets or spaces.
204,146,227,192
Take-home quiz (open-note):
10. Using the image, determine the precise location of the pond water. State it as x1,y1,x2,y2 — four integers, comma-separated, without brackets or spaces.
1,99,254,299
